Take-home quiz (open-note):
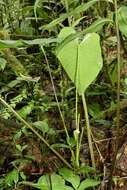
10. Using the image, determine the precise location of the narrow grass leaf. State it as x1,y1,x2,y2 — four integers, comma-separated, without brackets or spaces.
0,38,59,48
41,0,99,30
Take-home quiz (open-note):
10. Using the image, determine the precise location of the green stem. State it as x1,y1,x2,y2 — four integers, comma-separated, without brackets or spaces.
107,0,121,188
0,97,72,169
40,46,75,163
74,43,80,168
75,114,80,168
82,93,95,169
40,46,69,139
115,0,121,139
75,88,80,168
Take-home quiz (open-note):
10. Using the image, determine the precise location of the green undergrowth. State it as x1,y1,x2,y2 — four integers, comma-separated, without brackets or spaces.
0,0,127,189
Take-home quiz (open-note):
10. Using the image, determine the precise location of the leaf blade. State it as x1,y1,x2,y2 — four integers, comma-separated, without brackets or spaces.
56,29,103,94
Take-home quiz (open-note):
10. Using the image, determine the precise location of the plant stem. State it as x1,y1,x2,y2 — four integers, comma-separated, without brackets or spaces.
74,44,80,168
75,114,80,168
115,0,121,141
40,46,75,163
0,97,72,169
81,93,95,169
107,0,121,188
40,46,69,139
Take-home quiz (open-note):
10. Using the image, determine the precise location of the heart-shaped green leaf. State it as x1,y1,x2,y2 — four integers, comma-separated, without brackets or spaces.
56,27,103,95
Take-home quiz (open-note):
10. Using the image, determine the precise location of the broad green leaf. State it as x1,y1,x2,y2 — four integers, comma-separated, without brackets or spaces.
78,179,100,190
51,173,74,190
36,173,73,190
38,174,50,188
51,173,65,188
56,28,103,94
118,6,127,37
38,173,65,186
59,168,80,189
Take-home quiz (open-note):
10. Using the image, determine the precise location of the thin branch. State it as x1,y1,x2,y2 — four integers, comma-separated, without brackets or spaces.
0,97,73,169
